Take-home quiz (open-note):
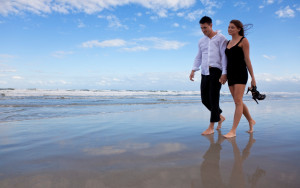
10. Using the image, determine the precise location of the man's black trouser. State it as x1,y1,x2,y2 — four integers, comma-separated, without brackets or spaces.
201,67,222,122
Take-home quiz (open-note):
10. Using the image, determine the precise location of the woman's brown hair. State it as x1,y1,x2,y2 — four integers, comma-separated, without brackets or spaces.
230,20,253,36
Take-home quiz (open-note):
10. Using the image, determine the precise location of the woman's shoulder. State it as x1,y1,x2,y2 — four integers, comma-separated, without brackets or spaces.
242,37,248,41
241,37,249,46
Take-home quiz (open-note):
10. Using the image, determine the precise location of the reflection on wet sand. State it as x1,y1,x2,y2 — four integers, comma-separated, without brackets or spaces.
201,131,265,188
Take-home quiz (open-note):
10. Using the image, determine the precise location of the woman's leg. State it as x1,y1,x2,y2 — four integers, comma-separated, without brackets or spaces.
231,86,256,133
242,103,256,133
224,84,246,138
227,85,256,134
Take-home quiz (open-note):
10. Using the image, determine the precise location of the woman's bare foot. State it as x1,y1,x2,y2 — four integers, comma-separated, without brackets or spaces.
202,128,214,135
223,130,236,138
247,120,256,133
216,115,225,130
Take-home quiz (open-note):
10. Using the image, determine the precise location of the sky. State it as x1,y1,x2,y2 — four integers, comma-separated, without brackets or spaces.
0,0,300,92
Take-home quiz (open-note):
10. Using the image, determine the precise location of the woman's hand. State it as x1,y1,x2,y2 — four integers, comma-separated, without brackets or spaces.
251,79,256,87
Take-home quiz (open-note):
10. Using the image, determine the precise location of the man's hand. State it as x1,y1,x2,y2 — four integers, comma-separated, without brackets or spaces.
219,74,227,85
189,70,195,81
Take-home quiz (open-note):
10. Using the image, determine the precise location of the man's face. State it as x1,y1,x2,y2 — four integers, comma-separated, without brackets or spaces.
200,23,212,37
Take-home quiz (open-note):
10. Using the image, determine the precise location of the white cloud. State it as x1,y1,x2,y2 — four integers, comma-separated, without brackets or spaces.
0,54,15,59
200,0,218,7
135,0,196,14
0,0,196,17
52,51,73,58
260,0,283,9
122,46,149,52
105,15,128,29
234,1,246,7
266,0,275,5
12,76,23,80
176,12,185,17
91,71,191,90
173,23,179,27
256,73,300,83
82,37,186,51
136,37,186,50
262,54,276,60
0,0,52,15
276,6,295,18
157,9,168,17
0,69,17,73
97,80,110,86
82,39,126,48
29,80,71,86
180,0,220,21
191,29,204,37
186,9,204,21
98,14,128,29
216,19,222,25
77,19,85,28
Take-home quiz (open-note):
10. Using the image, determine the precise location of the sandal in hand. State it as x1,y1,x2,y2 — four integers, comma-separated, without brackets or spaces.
246,86,266,104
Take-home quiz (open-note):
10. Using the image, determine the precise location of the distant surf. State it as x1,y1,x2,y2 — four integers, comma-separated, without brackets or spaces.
0,89,299,122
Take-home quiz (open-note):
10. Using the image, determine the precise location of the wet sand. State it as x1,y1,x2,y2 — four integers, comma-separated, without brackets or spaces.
0,99,300,188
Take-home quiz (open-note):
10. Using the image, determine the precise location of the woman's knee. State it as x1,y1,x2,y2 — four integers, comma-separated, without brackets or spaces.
234,98,243,106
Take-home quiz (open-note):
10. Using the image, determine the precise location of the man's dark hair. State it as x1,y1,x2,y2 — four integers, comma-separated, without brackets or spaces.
199,16,212,24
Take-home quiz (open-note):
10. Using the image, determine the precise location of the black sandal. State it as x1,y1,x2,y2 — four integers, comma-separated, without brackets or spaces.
246,86,266,104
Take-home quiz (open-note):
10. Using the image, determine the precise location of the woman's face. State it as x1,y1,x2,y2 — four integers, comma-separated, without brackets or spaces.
228,23,241,36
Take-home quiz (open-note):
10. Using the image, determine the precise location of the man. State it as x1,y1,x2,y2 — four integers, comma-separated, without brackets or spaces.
189,16,227,135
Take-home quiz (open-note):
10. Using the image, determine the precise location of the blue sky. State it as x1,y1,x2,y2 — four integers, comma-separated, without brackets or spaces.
0,0,300,91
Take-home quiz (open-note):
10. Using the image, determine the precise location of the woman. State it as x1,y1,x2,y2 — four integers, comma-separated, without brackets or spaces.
223,20,256,138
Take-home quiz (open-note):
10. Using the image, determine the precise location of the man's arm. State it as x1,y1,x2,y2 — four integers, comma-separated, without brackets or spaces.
190,41,202,81
189,70,196,81
219,36,228,84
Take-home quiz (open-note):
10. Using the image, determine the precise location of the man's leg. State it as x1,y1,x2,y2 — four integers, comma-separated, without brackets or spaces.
209,68,222,123
201,74,215,135
201,74,211,110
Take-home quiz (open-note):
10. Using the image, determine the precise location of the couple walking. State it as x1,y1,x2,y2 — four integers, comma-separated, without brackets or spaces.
189,16,256,138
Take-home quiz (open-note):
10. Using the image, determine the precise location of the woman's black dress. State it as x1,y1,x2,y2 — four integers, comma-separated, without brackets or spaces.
225,37,248,86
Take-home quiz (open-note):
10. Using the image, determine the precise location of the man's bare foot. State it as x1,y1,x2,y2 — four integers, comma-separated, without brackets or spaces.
216,115,225,130
223,130,236,138
202,128,214,135
247,120,256,133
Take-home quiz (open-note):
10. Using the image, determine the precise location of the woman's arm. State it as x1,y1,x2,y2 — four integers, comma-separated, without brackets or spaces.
242,38,256,86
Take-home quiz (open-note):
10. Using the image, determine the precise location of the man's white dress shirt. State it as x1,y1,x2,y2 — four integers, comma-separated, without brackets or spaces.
192,32,228,75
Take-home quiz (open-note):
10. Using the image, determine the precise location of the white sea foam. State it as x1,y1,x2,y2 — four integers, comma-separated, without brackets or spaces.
0,89,202,97
1,89,299,98
1,88,300,99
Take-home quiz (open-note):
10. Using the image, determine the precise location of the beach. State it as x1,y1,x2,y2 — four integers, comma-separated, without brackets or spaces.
0,89,300,188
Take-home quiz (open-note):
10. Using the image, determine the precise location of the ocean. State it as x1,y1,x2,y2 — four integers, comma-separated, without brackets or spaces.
1,88,299,123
